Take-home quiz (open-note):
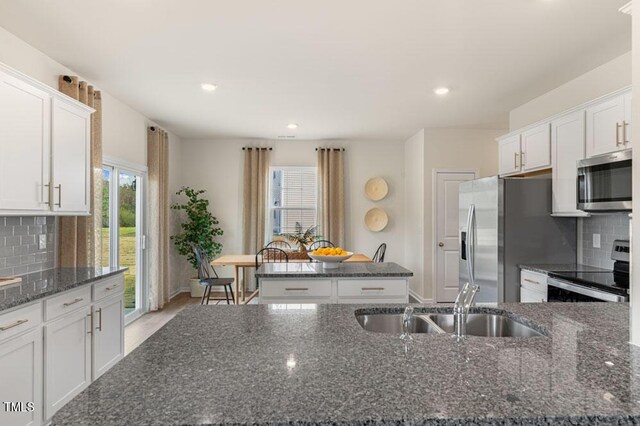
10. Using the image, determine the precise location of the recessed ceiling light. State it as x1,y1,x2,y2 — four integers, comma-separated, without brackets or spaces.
433,87,450,96
201,83,218,92
287,123,299,129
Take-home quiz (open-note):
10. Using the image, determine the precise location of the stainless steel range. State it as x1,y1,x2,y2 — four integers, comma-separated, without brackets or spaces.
547,240,630,302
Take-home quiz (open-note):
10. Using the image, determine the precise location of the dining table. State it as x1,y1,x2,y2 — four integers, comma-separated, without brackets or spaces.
211,253,373,304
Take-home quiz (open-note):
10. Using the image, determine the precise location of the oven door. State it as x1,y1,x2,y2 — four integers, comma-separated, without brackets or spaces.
577,149,632,212
547,278,627,302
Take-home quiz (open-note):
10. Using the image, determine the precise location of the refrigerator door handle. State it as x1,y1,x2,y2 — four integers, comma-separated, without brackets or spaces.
465,204,475,285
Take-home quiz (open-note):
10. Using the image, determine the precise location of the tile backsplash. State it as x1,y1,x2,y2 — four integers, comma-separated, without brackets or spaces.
580,214,631,269
0,216,56,277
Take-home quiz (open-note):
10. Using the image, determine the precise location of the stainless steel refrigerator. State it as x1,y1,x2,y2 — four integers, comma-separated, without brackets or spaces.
459,176,576,303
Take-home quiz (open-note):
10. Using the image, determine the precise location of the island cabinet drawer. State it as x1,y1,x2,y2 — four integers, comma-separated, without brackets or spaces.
44,286,92,322
93,274,124,301
260,280,332,298
520,270,548,293
0,302,42,343
337,279,407,298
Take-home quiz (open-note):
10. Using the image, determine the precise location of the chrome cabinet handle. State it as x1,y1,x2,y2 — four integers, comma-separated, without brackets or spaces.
87,313,93,335
54,184,62,207
105,285,118,291
616,123,622,146
523,278,540,285
43,183,51,205
361,287,385,291
0,319,28,331
284,288,308,291
63,297,84,306
520,151,525,167
623,121,630,144
513,152,518,168
96,308,103,331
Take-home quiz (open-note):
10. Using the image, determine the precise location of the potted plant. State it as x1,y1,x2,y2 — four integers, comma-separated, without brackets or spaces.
171,187,223,297
282,222,319,253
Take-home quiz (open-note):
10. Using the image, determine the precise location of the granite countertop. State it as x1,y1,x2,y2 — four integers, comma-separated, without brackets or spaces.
0,267,128,312
519,263,611,274
52,302,640,425
255,261,413,278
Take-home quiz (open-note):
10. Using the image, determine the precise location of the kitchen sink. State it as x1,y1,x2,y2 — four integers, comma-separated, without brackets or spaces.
356,313,444,334
426,313,544,338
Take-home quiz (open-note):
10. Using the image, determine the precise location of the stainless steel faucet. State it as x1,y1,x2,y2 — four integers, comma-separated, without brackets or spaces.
453,282,480,339
400,306,414,341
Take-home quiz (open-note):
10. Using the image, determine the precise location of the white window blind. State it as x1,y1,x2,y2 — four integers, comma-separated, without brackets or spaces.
269,167,317,236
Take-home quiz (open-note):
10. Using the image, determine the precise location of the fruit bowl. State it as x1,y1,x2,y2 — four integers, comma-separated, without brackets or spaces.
308,251,354,268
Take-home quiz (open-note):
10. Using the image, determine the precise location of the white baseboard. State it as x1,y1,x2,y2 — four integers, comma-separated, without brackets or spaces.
169,288,190,300
409,289,434,304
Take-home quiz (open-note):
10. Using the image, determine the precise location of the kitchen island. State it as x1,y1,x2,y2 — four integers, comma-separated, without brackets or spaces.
51,302,640,425
255,262,413,304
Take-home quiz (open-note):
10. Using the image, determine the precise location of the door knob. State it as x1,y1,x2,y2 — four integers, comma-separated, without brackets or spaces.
438,242,444,247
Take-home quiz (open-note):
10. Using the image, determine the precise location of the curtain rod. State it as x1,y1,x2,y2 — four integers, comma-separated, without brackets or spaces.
242,147,273,151
316,148,345,151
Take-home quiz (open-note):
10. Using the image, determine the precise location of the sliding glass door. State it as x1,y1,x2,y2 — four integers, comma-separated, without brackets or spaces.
102,163,147,323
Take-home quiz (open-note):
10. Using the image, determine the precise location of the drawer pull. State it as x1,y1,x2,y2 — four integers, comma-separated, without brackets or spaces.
63,297,84,306
361,287,385,291
523,279,540,285
0,319,28,331
284,288,309,291
105,285,119,291
87,313,93,335
96,308,103,331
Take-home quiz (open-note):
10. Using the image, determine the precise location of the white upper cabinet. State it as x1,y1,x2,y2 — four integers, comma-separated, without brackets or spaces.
586,92,630,157
51,98,91,215
498,134,521,176
0,71,51,213
551,111,588,217
0,63,93,216
521,123,551,172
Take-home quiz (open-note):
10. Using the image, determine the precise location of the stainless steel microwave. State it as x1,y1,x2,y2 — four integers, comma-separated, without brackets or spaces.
577,149,632,212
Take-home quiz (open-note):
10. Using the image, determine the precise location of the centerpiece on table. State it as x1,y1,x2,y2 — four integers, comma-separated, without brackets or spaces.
281,223,319,255
308,246,354,269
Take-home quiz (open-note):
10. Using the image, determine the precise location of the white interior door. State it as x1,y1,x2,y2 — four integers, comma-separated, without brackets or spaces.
434,171,477,302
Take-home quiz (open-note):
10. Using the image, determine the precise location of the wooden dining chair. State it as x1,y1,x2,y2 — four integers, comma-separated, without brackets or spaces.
193,245,235,304
265,240,292,250
255,247,289,268
372,243,387,263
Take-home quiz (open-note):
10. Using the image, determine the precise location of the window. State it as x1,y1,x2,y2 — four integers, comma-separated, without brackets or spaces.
268,167,317,238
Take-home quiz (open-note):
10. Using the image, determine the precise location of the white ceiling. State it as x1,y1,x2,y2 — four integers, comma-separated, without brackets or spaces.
0,0,632,141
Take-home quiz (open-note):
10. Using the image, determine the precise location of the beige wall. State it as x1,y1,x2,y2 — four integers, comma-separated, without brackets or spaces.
0,25,187,297
421,128,502,301
177,138,405,290
403,130,425,298
510,51,632,130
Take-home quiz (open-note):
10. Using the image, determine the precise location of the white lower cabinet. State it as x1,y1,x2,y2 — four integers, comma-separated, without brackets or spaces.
92,295,124,380
259,277,409,304
0,272,125,425
44,305,92,420
0,328,42,426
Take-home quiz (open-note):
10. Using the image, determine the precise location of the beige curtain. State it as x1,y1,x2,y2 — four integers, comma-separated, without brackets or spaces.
148,127,170,310
242,147,271,257
317,148,345,247
57,76,103,268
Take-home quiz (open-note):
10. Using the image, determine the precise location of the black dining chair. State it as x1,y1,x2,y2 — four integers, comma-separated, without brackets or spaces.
255,247,289,268
193,245,235,305
372,243,387,263
308,240,335,251
265,240,292,250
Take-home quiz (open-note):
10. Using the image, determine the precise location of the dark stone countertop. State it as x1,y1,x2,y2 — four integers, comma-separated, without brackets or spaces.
51,302,640,425
255,261,413,278
0,267,128,312
519,263,611,274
